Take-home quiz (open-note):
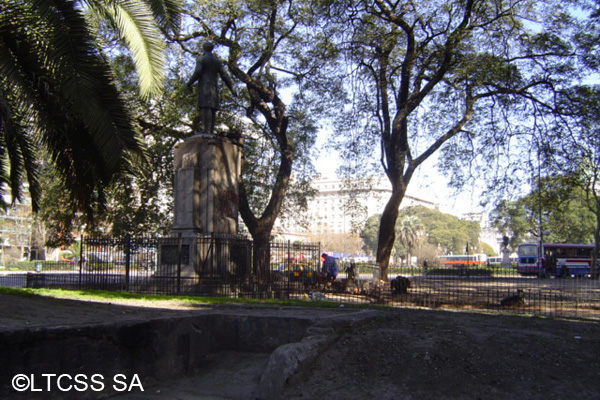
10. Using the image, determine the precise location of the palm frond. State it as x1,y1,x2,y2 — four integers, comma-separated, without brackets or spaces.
32,0,143,169
91,0,167,98
0,2,45,208
1,0,145,213
142,0,182,34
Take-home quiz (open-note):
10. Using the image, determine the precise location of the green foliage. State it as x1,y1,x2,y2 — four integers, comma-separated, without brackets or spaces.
5,260,77,272
402,207,481,255
106,174,172,236
574,1,600,70
490,175,596,245
490,200,533,249
319,0,582,275
67,13,190,235
550,82,600,276
360,206,482,257
171,0,338,251
87,0,176,98
360,214,381,255
35,163,81,248
479,242,497,257
0,0,180,217
395,214,424,262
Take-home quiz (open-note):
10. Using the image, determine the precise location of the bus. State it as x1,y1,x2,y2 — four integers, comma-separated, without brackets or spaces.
487,255,518,268
438,254,487,267
516,242,600,277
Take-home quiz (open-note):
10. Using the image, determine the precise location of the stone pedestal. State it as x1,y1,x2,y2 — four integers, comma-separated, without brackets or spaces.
172,133,242,235
501,247,511,269
158,134,242,278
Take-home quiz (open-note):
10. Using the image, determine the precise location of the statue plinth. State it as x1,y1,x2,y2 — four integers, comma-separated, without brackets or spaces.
158,133,243,279
172,133,242,235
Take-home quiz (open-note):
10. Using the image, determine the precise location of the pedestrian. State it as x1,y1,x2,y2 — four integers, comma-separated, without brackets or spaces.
321,253,338,281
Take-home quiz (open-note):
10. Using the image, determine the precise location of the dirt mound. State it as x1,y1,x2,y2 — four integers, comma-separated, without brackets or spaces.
281,310,600,400
1,293,599,399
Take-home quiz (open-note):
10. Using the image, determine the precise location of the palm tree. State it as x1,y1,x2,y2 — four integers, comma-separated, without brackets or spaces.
396,214,424,268
0,0,180,214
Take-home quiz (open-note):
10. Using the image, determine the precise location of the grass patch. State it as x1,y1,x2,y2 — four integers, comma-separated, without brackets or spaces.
0,287,40,297
426,268,493,277
0,287,360,309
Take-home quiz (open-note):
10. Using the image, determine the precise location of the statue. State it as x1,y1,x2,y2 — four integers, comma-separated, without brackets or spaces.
186,42,237,135
501,235,511,269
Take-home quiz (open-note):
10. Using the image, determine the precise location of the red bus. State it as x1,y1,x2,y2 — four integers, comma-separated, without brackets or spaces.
438,254,487,267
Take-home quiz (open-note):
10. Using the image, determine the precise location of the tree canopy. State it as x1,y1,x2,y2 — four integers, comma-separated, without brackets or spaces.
317,0,587,278
5,0,600,273
170,0,342,276
490,175,596,246
0,0,180,217
361,206,481,260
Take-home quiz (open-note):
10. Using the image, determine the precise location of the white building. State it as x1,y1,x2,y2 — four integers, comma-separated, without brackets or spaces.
461,212,505,254
0,194,33,265
274,176,439,239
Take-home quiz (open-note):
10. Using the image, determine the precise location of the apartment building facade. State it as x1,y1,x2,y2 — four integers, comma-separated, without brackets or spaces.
274,176,440,240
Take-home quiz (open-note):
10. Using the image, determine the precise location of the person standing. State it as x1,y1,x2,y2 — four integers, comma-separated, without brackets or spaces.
321,253,338,281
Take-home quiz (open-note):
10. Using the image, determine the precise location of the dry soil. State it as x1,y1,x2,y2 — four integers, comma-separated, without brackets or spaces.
1,293,599,400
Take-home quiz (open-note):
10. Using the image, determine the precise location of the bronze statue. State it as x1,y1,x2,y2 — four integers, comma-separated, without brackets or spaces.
186,42,237,134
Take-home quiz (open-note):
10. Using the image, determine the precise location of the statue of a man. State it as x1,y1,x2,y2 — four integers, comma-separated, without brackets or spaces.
186,42,237,134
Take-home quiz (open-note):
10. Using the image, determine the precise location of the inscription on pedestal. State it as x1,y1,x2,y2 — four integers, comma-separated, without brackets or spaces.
160,244,190,265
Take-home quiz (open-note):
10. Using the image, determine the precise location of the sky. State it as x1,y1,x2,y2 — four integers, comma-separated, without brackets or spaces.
312,140,485,219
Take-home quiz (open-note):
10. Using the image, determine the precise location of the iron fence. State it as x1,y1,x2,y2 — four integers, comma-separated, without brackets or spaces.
382,264,600,320
73,234,323,298
1,237,599,320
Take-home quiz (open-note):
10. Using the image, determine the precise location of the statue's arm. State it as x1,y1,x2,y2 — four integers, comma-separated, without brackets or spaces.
186,61,202,89
219,67,238,97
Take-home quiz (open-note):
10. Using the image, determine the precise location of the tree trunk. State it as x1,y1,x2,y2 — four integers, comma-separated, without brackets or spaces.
238,188,276,284
592,198,600,280
238,152,291,284
376,189,405,281
252,230,271,284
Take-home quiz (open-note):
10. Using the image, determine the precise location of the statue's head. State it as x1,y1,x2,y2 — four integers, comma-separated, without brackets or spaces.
202,42,215,53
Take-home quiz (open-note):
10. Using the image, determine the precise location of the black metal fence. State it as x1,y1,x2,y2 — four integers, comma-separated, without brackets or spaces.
380,263,600,320
12,234,322,298
1,236,600,320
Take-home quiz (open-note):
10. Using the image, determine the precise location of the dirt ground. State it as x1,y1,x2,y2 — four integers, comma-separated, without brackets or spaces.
2,293,600,399
281,310,600,400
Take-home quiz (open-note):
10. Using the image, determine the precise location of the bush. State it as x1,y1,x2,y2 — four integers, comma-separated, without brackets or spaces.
5,260,77,271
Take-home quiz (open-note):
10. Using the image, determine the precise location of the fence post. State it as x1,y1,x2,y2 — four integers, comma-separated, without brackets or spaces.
287,240,291,293
176,233,182,294
124,235,131,292
79,235,84,288
318,242,321,272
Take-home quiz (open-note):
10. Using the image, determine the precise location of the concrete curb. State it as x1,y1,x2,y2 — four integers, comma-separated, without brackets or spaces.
1,304,384,400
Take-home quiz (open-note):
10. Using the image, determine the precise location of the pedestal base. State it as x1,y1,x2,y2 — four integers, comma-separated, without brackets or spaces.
172,134,242,235
156,232,252,282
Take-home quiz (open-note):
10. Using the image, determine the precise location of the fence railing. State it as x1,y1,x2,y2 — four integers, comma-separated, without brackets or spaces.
65,234,323,297
1,236,599,320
